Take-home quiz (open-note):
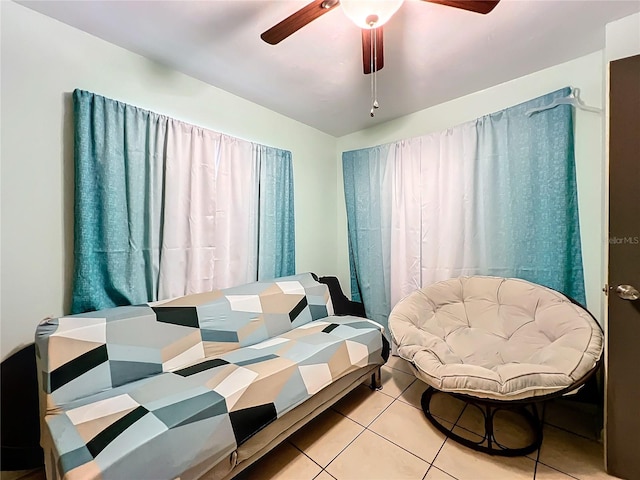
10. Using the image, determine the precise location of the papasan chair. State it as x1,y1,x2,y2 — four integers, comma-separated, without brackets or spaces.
389,276,603,456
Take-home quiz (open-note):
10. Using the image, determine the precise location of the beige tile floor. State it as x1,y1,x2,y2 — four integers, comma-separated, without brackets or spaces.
0,359,618,480
238,360,618,480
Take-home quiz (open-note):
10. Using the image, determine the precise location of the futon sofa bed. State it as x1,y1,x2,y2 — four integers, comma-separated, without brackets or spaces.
35,273,389,479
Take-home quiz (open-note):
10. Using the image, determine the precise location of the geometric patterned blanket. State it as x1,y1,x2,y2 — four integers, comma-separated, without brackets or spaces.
35,273,387,480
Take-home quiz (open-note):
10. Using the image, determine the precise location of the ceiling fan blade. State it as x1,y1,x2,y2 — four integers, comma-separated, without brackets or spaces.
261,0,340,45
362,27,384,75
422,0,500,14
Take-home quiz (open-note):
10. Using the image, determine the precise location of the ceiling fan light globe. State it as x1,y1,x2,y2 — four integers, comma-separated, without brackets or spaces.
341,0,404,29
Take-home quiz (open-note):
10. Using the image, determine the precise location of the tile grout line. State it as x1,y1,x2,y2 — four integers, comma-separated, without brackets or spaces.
361,405,435,480
313,468,337,480
288,441,326,473
376,375,416,400
424,464,461,480
542,421,602,443
389,385,463,427
366,417,438,465
331,384,398,428
543,400,603,442
363,379,461,478
333,372,418,428
385,361,415,376
535,460,583,480
536,403,606,479
321,376,422,476
321,424,370,475
323,386,403,472
427,401,469,477
379,368,465,480
532,408,543,480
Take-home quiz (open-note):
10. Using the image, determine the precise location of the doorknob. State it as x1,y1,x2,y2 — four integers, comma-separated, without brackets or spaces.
615,284,640,301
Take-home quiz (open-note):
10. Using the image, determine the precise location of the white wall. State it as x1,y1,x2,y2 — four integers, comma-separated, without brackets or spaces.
336,52,606,322
605,13,640,62
0,1,338,361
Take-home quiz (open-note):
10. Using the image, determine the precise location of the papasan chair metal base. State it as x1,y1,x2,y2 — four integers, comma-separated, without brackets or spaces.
420,361,600,456
422,387,543,456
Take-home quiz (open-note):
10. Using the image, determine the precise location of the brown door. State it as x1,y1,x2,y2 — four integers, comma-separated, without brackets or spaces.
607,53,640,480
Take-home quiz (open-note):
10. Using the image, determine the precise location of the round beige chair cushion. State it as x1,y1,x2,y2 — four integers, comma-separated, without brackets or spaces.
389,276,603,401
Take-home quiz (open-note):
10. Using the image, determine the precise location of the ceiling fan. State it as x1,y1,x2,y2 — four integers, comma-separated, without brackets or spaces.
261,0,501,75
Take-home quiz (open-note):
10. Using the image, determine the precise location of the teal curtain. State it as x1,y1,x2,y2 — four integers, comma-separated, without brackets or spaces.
257,145,296,280
475,88,585,303
343,87,586,330
72,89,295,313
72,90,163,313
342,145,392,325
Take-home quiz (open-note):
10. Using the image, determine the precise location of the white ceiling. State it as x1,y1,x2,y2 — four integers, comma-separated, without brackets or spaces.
19,0,640,136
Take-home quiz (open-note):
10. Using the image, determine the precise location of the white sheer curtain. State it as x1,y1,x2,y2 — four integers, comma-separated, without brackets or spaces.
159,124,259,299
388,126,483,307
389,140,422,306
418,122,486,289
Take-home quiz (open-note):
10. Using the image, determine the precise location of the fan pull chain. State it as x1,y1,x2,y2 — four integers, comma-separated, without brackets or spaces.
370,27,379,117
373,27,379,110
370,28,375,117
